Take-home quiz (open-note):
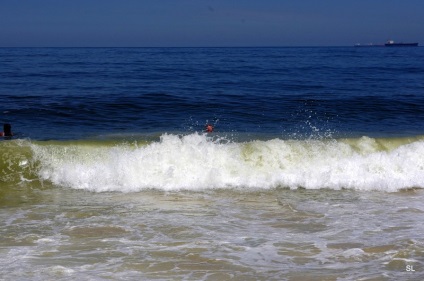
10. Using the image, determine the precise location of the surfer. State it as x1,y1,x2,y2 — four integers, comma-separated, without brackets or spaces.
0,123,13,137
205,124,214,133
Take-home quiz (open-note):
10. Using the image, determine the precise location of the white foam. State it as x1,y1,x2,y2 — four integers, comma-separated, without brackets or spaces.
31,133,424,192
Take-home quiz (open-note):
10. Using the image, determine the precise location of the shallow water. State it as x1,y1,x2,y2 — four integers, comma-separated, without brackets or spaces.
1,187,423,280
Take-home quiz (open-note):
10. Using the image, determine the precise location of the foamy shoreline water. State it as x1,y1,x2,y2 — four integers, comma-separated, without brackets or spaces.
2,134,424,279
0,188,423,280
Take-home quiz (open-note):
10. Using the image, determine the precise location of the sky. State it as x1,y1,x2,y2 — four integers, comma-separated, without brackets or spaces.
0,0,423,47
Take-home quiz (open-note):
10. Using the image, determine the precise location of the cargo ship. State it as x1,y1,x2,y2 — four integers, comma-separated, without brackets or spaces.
384,40,418,47
354,40,418,47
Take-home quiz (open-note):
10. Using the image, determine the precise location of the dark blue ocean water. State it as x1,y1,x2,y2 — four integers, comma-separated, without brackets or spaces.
1,47,424,140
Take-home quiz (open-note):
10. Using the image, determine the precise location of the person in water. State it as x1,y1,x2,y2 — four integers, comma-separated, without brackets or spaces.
205,124,214,133
0,123,13,137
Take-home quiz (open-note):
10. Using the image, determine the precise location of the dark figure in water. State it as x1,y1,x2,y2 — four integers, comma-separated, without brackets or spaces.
205,124,214,133
0,123,13,137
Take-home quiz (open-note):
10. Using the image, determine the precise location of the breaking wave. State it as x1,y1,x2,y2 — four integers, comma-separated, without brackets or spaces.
2,133,424,192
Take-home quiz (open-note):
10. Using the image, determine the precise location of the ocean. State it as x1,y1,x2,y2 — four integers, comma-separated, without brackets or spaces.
1,47,424,280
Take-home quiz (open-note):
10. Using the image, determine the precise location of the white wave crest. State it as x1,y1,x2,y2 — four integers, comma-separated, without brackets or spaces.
31,133,424,192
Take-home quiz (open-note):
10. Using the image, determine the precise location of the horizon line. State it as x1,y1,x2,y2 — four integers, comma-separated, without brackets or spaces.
0,45,394,48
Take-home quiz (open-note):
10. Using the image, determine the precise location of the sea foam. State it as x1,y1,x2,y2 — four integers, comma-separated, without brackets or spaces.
30,133,424,192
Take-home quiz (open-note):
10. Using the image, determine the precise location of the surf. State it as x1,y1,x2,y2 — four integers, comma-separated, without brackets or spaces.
2,133,424,192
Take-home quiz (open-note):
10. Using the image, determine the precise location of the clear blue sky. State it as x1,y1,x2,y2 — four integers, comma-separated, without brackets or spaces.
0,0,422,47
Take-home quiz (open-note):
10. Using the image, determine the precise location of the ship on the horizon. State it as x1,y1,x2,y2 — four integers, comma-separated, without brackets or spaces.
384,40,418,47
354,40,418,47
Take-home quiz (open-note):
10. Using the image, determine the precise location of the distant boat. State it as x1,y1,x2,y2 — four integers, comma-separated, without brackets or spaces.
354,40,418,47
384,40,418,47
